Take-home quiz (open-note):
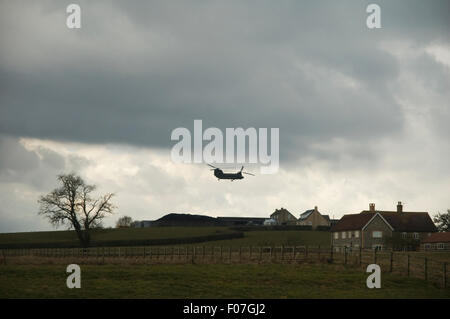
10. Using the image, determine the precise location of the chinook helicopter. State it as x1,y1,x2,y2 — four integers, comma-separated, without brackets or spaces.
207,164,255,181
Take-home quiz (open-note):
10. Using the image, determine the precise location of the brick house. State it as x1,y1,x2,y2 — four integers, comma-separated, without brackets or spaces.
331,202,437,252
270,208,297,225
421,232,450,251
297,206,330,229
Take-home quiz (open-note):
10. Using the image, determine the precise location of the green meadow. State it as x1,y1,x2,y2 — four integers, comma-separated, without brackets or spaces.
0,263,448,299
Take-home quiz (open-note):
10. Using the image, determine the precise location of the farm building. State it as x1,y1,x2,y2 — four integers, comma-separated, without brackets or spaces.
331,202,437,252
421,232,450,251
297,206,330,229
131,220,153,228
270,208,297,225
217,217,266,226
263,218,277,226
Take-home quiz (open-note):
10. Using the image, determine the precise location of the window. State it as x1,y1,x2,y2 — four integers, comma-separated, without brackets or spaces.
342,231,346,239
334,232,339,239
372,231,382,238
401,232,407,239
349,231,352,238
372,244,383,251
413,233,419,239
437,243,444,250
424,244,431,250
355,231,360,238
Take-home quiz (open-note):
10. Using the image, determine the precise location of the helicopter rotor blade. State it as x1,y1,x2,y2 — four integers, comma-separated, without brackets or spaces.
242,172,255,176
207,164,218,169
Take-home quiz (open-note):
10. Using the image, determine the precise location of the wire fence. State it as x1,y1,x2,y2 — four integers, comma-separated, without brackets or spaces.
1,245,448,288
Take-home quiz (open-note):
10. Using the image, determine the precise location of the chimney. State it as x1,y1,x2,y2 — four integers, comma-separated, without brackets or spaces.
369,203,375,212
397,201,403,213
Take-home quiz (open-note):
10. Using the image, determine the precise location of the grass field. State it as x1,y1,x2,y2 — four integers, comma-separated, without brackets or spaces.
0,227,239,247
0,263,448,298
0,227,331,248
182,230,331,247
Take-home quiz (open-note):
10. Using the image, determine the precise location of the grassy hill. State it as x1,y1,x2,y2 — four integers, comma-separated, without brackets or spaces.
0,227,331,249
0,227,242,248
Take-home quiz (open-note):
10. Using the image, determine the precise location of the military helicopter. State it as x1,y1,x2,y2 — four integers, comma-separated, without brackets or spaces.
207,164,255,181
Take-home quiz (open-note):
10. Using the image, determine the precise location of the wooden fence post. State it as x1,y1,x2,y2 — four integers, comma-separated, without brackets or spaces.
407,254,410,277
359,247,362,266
443,263,447,289
239,246,242,263
330,245,333,263
390,251,393,272
424,258,428,281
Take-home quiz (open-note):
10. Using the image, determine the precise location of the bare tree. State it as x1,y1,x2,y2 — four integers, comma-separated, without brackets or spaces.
433,209,450,232
116,215,133,228
38,173,115,247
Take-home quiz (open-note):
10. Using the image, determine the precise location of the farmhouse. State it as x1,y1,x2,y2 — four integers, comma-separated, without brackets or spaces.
421,232,450,251
270,208,297,225
297,206,330,229
331,202,437,252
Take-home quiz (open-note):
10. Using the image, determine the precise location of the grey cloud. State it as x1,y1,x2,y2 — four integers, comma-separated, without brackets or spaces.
2,0,448,167
0,1,449,233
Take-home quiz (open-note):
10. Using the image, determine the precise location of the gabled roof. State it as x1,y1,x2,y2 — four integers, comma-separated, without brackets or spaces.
331,213,375,231
422,232,450,243
271,208,296,218
298,209,314,220
331,211,437,233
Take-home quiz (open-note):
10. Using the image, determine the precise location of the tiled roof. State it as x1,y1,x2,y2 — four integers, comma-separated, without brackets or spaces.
422,232,450,243
331,211,437,233
331,213,375,231
299,210,314,220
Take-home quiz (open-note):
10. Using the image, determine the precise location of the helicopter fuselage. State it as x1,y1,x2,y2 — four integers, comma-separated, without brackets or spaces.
213,168,244,180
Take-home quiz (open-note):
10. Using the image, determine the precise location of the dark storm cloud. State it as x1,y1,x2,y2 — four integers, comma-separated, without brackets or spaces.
0,0,449,165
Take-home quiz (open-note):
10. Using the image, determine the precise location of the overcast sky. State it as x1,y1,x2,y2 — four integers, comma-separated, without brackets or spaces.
0,0,449,232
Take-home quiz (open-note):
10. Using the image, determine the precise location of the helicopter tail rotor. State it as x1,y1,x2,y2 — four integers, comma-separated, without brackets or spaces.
239,166,255,176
